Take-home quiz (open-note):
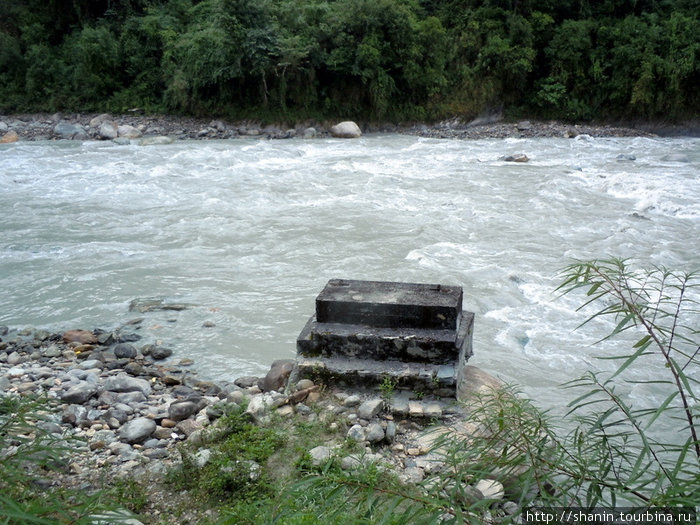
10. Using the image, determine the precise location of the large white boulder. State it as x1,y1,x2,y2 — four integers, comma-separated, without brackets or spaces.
330,121,362,138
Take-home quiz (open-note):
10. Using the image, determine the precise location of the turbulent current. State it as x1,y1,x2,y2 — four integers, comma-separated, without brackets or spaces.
1,134,698,411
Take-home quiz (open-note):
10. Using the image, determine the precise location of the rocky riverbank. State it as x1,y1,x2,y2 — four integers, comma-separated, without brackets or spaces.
1,112,697,144
1,324,522,524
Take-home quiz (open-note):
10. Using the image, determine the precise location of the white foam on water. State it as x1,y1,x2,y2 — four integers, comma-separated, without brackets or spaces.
1,135,698,412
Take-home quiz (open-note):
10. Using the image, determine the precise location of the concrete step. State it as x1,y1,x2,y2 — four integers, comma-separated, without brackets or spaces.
297,312,473,365
293,355,459,397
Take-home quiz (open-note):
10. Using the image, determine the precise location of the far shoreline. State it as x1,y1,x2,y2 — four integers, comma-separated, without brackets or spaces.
2,112,699,143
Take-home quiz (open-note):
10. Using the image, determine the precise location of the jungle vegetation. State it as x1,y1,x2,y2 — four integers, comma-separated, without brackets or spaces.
0,1,698,122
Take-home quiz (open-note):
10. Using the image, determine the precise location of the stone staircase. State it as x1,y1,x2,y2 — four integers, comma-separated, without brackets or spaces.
293,279,474,398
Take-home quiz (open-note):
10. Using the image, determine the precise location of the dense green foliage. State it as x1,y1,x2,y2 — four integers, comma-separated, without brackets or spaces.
0,0,697,120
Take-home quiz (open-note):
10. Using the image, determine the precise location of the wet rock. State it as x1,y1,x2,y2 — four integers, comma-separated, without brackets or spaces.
150,346,173,360
113,343,138,359
502,153,529,163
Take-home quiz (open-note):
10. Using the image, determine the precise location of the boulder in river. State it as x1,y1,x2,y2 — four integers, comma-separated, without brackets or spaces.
330,121,362,138
54,122,87,140
99,121,119,140
0,130,19,143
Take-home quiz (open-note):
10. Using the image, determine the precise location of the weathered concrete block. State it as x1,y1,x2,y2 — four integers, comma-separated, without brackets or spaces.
316,279,462,329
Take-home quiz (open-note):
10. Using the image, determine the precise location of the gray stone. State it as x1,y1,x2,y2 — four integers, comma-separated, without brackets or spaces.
474,479,505,500
168,400,199,421
302,127,317,139
7,367,25,378
62,383,97,404
234,376,259,388
102,374,152,396
150,346,173,360
44,345,62,358
62,404,89,426
194,448,212,468
347,424,365,442
245,394,272,423
309,445,333,466
116,391,147,404
403,467,425,483
77,359,104,370
89,114,112,128
118,124,142,139
502,153,529,163
105,408,128,427
118,417,156,444
330,121,362,139
385,421,396,443
295,379,315,391
113,343,137,359
341,455,362,470
176,418,201,436
54,122,86,140
358,398,384,419
516,120,532,131
99,121,119,140
366,422,385,443
109,441,141,460
343,394,362,407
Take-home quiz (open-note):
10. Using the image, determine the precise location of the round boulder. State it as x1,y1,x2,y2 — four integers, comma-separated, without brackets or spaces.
330,121,362,139
113,343,137,359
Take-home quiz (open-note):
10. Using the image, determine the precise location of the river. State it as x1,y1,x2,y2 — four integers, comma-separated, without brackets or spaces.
1,134,698,411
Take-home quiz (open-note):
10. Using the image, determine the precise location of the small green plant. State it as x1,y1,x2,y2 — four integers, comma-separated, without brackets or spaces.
380,376,399,401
